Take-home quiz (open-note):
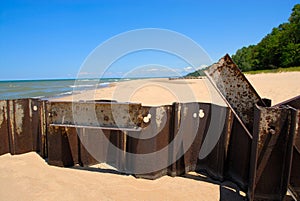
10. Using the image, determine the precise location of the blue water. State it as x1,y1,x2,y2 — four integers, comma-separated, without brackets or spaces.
0,78,125,100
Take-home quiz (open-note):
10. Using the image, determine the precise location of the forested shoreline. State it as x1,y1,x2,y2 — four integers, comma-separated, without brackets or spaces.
187,4,300,77
232,4,300,71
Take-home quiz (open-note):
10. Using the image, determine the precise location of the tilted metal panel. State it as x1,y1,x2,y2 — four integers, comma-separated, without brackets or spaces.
205,54,266,132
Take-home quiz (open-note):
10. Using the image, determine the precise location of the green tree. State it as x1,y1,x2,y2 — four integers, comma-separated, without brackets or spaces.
232,4,300,71
232,45,256,71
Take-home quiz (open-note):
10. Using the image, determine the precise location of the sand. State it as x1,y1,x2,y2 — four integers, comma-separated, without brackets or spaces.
0,72,299,201
246,72,300,105
50,72,300,106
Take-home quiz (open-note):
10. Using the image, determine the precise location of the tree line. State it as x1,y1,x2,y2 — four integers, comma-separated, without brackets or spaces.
232,4,300,71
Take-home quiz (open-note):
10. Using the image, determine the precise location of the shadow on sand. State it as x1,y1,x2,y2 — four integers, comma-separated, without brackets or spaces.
183,173,247,201
70,164,249,201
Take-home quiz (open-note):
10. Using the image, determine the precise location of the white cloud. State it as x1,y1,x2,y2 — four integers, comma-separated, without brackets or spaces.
184,66,194,72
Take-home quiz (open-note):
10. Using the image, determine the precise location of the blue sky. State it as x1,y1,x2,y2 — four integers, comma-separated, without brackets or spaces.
0,0,298,80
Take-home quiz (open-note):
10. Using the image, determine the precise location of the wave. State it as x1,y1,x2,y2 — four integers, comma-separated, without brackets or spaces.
69,84,95,88
98,82,110,87
0,78,117,100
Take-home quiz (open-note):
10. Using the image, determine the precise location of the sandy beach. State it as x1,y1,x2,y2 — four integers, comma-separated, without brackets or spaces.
0,72,300,201
50,72,300,106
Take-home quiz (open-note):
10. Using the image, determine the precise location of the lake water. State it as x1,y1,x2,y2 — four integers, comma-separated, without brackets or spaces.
0,78,125,100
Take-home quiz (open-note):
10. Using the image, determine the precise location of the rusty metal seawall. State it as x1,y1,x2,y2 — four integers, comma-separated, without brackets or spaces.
45,100,232,180
0,97,233,182
0,99,46,157
205,54,300,201
0,55,299,201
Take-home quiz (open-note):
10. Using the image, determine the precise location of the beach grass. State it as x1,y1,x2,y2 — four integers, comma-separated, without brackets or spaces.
244,66,300,74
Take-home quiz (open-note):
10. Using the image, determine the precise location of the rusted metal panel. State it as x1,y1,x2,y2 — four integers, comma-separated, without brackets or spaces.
276,95,300,200
126,105,171,179
78,128,98,166
196,103,233,181
47,101,142,170
248,105,294,201
275,95,300,109
79,128,126,171
47,126,79,167
7,99,41,155
38,100,48,158
167,102,232,181
167,103,184,177
30,99,41,153
103,130,126,170
169,102,211,177
0,100,10,155
205,54,266,132
48,101,145,129
289,108,300,201
168,102,203,177
225,116,252,191
169,103,211,176
184,103,210,176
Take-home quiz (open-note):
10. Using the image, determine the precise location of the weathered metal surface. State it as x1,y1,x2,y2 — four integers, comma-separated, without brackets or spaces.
78,128,98,166
0,100,9,155
38,100,48,158
276,95,300,200
47,101,144,169
205,54,266,132
1,93,299,201
6,99,41,155
248,105,295,201
48,101,146,129
196,103,233,181
289,108,300,201
30,99,42,153
275,95,300,109
126,105,172,179
47,126,79,167
79,128,126,171
181,103,210,176
225,116,253,191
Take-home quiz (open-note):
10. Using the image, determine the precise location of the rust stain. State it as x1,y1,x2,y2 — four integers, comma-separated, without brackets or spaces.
8,100,15,145
14,101,25,135
205,54,265,131
155,107,166,128
48,101,150,129
0,101,7,129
